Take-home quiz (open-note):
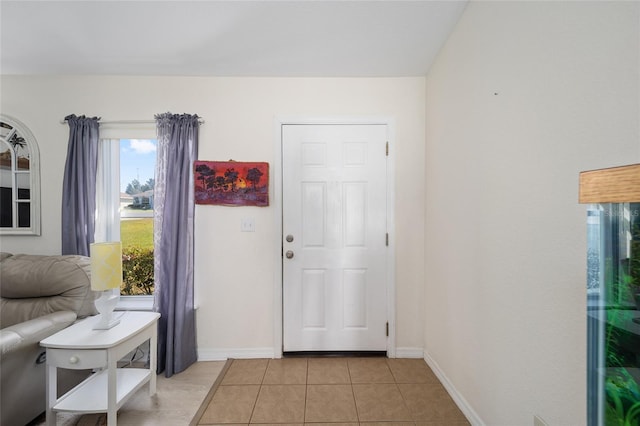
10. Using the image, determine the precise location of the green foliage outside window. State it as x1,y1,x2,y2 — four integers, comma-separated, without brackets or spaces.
122,246,154,295
120,218,154,295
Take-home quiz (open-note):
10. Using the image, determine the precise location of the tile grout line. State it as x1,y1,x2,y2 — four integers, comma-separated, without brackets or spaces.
303,358,309,423
395,361,416,425
390,359,408,422
347,358,361,424
248,359,270,425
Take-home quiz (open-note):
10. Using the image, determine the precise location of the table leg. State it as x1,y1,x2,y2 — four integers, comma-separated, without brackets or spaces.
45,359,57,426
149,332,157,395
107,354,117,426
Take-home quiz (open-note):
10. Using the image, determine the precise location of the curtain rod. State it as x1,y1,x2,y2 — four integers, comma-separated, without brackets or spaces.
59,119,205,125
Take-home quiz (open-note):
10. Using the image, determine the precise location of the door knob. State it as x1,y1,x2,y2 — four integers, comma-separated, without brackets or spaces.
286,235,294,243
285,250,294,259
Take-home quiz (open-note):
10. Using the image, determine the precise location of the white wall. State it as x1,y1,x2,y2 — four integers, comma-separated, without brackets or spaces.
0,76,426,357
425,2,639,425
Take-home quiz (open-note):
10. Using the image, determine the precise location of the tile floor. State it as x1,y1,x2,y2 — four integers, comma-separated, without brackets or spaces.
198,358,470,426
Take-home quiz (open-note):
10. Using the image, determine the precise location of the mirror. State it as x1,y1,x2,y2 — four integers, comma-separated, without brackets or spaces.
0,115,40,235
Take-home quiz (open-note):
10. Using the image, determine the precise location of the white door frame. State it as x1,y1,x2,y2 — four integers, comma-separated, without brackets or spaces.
273,116,397,358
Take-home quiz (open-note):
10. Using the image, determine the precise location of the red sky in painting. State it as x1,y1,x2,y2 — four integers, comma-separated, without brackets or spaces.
194,161,268,190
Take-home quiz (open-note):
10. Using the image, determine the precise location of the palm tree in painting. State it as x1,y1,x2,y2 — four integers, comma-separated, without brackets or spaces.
246,167,263,190
213,175,226,191
195,164,214,192
224,168,239,192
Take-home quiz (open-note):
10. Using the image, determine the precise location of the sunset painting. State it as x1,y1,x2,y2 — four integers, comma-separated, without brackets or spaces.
194,161,269,206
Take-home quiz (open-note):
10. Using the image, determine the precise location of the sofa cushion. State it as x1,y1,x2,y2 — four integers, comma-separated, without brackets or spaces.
0,252,12,262
0,254,98,327
0,311,77,355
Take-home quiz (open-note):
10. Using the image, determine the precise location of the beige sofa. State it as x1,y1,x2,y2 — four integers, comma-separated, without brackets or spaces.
0,253,98,426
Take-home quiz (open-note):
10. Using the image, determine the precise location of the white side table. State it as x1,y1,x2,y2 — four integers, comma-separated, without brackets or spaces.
40,311,160,426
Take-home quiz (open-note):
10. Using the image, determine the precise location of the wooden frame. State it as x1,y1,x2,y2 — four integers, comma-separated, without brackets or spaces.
579,163,640,203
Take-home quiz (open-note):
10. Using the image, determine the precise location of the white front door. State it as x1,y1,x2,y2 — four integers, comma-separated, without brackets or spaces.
282,124,388,352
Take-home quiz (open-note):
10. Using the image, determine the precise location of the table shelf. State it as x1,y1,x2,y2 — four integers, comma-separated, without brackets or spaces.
54,368,151,413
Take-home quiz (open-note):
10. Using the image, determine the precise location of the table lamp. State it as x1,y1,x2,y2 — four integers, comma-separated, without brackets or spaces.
90,241,122,330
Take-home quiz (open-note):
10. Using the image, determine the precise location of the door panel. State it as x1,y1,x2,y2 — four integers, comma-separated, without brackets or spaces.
282,124,388,352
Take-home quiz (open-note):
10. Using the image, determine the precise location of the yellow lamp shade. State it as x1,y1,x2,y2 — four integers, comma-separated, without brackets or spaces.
90,242,122,291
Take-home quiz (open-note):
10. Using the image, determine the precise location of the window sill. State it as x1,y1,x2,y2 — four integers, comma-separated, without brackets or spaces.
116,295,154,311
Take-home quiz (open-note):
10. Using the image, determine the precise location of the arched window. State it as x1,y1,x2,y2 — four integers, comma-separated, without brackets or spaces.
0,115,40,235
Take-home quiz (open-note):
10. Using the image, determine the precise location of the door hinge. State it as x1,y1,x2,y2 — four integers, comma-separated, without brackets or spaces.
386,233,389,246
386,141,389,156
386,322,389,337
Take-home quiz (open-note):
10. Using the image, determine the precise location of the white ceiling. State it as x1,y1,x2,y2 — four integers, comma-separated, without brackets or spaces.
1,1,468,77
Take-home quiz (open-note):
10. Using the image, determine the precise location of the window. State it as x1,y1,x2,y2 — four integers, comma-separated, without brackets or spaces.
0,115,40,235
96,138,156,299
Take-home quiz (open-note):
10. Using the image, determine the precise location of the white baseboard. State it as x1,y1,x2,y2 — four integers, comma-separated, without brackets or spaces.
198,347,276,361
423,350,485,426
395,347,425,358
199,346,426,361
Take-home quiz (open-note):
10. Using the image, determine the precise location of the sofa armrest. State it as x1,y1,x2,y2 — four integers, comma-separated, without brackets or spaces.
0,311,77,356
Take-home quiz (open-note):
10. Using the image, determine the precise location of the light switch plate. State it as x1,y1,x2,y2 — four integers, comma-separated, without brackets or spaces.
241,217,255,232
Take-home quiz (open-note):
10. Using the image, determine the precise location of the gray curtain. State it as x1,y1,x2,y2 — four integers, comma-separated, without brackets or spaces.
61,114,100,256
154,112,199,377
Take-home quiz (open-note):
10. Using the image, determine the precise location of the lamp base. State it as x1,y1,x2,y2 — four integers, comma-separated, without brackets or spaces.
93,316,121,330
93,289,120,330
